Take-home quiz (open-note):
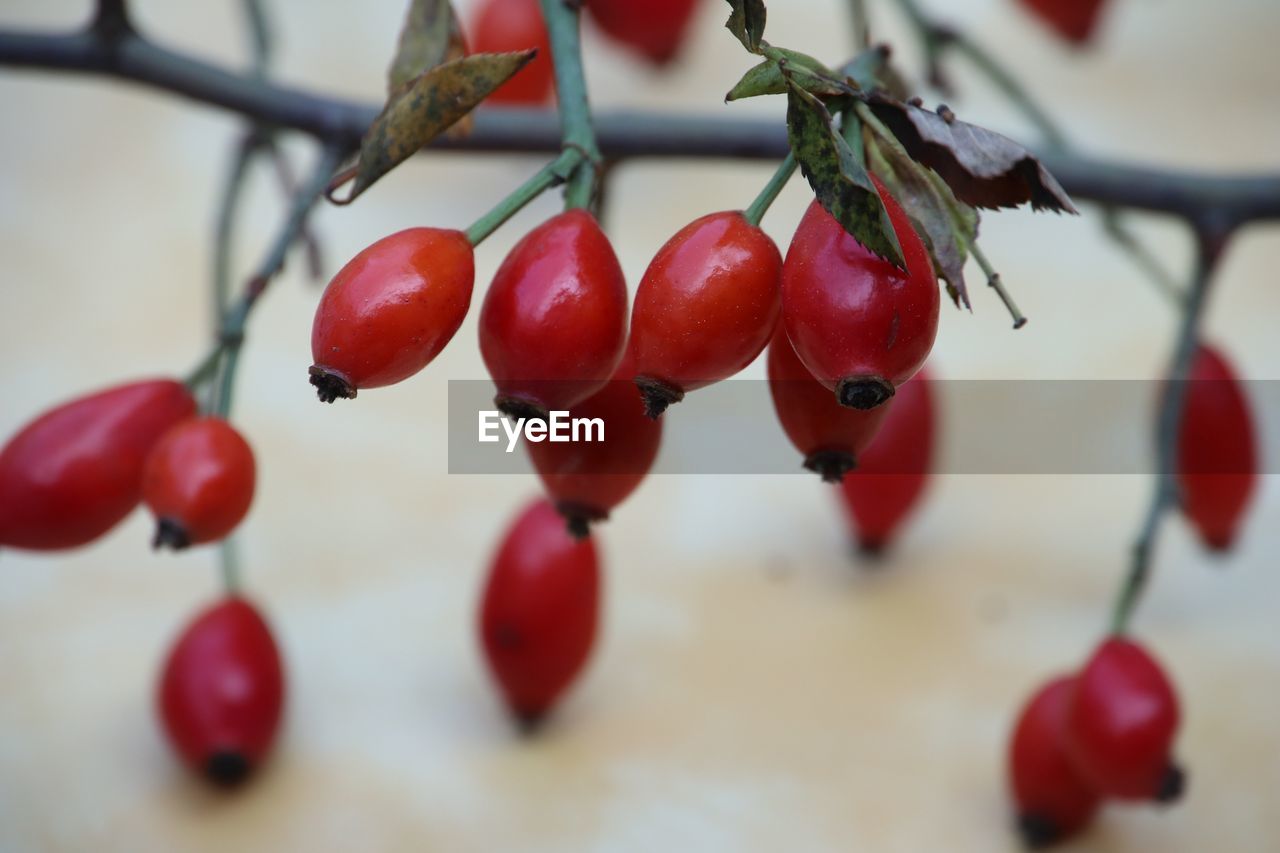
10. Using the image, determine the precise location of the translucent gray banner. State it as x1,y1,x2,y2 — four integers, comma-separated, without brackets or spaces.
446,379,1275,475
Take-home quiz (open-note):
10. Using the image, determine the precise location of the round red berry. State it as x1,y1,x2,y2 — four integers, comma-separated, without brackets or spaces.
142,417,256,550
630,210,782,418
0,379,196,550
479,498,600,728
310,227,475,402
158,596,285,787
781,176,939,410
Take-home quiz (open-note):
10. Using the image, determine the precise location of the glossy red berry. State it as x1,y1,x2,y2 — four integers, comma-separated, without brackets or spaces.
587,0,701,65
0,379,196,551
781,177,939,410
1008,675,1102,849
142,417,256,550
1017,0,1107,45
1175,344,1257,552
837,365,935,555
766,329,888,482
630,210,782,418
310,227,475,402
1063,637,1183,803
158,596,285,787
480,209,628,419
528,353,663,537
470,0,554,105
479,498,600,728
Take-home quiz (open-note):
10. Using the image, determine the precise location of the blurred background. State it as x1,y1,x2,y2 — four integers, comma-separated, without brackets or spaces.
1,0,1277,850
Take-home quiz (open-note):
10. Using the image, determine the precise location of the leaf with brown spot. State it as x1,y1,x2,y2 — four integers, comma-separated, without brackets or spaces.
785,76,903,267
329,51,535,205
388,0,466,95
868,97,1077,213
867,132,979,309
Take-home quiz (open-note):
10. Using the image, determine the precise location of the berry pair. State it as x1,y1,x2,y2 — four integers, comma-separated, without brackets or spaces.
1009,637,1183,847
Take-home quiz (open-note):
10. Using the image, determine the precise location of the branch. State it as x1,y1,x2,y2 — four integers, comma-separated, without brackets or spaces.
2,25,1280,225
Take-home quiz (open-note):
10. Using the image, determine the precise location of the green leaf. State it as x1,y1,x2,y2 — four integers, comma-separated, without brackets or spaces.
724,0,767,53
867,133,979,308
726,48,842,101
785,77,903,267
387,0,465,96
330,51,535,205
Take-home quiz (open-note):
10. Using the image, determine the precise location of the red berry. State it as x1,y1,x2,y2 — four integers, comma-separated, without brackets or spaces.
158,596,285,787
1008,675,1102,848
1175,344,1257,552
479,498,600,728
310,228,475,402
630,210,782,418
1017,0,1107,45
528,352,663,537
1063,637,1183,802
837,365,935,554
480,210,628,419
781,177,939,410
0,379,196,551
587,0,701,65
470,0,555,105
766,328,888,482
142,417,256,550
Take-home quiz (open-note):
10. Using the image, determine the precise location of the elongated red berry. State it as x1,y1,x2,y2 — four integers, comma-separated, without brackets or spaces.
528,352,662,537
838,365,935,554
1017,0,1107,45
630,210,782,418
480,210,628,419
479,498,600,728
1009,675,1102,848
0,379,196,550
766,329,888,482
158,596,285,787
142,417,256,550
310,227,474,402
471,0,554,105
587,0,701,65
782,177,939,410
1176,344,1257,552
1063,637,1183,802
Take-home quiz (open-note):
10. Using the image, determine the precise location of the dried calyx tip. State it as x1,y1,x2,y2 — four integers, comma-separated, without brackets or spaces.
557,501,605,541
634,376,683,421
836,376,895,410
308,365,356,403
1156,763,1186,804
494,394,549,422
153,518,191,551
1015,813,1061,849
203,749,252,788
804,450,856,484
857,537,889,561
514,708,547,736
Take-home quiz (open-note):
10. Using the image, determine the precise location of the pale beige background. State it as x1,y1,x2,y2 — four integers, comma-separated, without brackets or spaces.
1,1,1278,851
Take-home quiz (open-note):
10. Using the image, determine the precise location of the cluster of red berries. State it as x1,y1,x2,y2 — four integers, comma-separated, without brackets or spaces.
1009,636,1183,847
470,0,704,107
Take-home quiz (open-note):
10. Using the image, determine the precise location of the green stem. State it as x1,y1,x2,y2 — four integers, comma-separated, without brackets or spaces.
184,345,224,388
968,241,1026,329
743,152,797,227
539,0,600,211
219,537,242,594
464,148,583,245
1110,227,1227,634
848,0,870,49
213,132,263,331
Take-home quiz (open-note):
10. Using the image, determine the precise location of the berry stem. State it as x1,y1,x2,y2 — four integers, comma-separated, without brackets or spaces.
968,241,1027,329
219,537,242,594
539,0,601,211
1110,225,1229,634
743,152,797,227
847,0,871,50
464,147,584,246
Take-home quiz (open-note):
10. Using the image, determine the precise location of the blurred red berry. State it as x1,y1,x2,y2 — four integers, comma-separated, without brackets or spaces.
471,0,555,105
1017,0,1108,45
587,0,702,65
143,417,256,550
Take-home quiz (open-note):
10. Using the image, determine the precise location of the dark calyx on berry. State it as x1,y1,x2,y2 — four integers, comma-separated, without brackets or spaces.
152,517,192,551
557,501,607,540
804,449,856,484
494,394,549,422
308,365,357,403
203,749,253,788
634,375,684,420
1156,763,1187,804
837,375,895,410
514,707,547,736
1016,812,1063,850
856,536,889,561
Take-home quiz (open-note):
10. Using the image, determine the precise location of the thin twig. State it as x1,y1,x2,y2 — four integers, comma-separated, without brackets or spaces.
1,27,1278,224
